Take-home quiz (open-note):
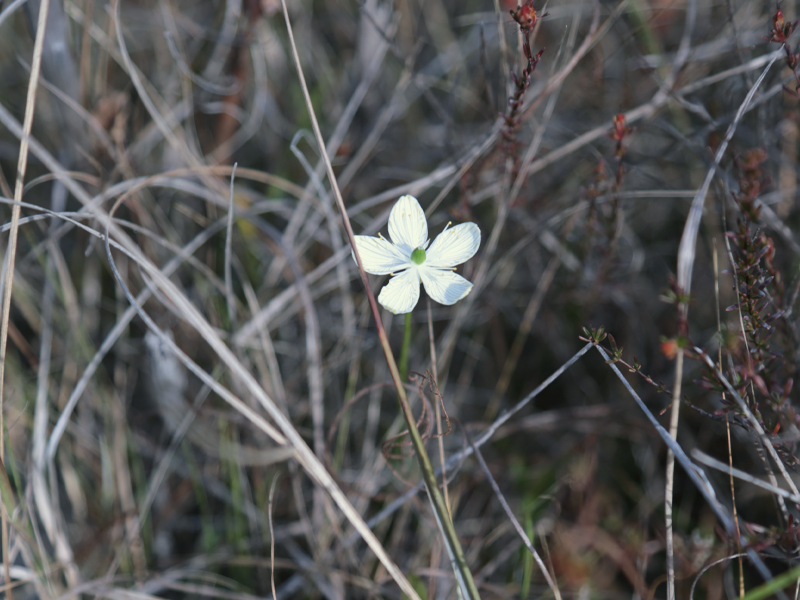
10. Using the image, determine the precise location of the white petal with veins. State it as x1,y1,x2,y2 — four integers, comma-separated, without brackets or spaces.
378,268,421,314
352,235,409,275
426,222,481,268
388,195,428,254
419,268,473,305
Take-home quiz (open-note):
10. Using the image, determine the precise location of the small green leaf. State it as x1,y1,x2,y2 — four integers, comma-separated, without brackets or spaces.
739,565,800,600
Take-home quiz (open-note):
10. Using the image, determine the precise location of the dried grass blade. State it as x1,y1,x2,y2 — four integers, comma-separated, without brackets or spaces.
0,0,55,593
101,208,416,599
595,344,787,599
279,0,480,596
463,425,562,600
676,52,780,295
0,86,413,597
691,449,800,504
692,349,800,499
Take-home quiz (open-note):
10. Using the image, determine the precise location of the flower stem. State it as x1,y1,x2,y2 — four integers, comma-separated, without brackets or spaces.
399,312,412,381
283,5,480,595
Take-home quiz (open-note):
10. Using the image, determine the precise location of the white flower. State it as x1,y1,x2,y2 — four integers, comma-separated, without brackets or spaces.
352,195,481,314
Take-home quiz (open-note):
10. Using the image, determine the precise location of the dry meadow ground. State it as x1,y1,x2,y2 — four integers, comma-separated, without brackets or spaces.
2,0,800,598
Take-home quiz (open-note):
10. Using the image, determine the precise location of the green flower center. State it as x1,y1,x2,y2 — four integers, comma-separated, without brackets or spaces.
410,247,426,265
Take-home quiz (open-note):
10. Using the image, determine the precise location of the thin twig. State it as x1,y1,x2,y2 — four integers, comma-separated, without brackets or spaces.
719,170,790,525
269,472,280,600
225,163,238,325
462,422,562,600
668,38,780,600
714,239,745,598
492,0,511,100
692,348,800,500
689,553,748,600
279,0,478,595
663,0,698,568
691,449,800,504
665,350,684,600
594,344,785,599
427,297,450,514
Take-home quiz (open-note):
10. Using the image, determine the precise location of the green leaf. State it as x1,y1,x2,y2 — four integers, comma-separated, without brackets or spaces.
402,573,428,600
740,566,800,600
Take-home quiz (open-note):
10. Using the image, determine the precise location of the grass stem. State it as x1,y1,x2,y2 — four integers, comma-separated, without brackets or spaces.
0,0,53,594
280,1,480,596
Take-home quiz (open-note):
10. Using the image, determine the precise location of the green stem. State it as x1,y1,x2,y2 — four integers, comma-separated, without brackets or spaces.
399,312,412,381
382,332,480,598
285,4,479,592
333,357,360,472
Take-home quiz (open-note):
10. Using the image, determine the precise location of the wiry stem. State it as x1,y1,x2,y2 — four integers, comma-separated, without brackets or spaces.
714,240,745,597
279,1,480,597
0,0,52,595
665,350,684,600
428,297,450,514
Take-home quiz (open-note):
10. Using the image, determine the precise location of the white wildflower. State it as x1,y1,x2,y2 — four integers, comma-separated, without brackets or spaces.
352,195,481,314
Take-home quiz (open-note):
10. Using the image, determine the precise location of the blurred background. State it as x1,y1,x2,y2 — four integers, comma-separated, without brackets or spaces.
0,0,799,598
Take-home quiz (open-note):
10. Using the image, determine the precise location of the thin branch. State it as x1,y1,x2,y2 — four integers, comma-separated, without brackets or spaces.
427,297,449,514
665,350,684,600
691,449,800,504
692,348,800,499
594,344,785,599
269,472,280,600
225,163,238,325
462,423,562,600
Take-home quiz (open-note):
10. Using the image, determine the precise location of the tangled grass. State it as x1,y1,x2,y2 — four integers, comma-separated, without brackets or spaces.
2,0,800,598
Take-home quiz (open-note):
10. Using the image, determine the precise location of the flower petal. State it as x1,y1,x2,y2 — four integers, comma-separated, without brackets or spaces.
388,195,428,254
426,222,481,268
352,235,409,275
378,268,421,314
419,268,473,306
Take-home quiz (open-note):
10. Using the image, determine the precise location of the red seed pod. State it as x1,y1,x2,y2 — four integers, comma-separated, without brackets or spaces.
766,7,798,43
608,113,633,142
660,338,679,360
775,8,786,32
510,2,538,33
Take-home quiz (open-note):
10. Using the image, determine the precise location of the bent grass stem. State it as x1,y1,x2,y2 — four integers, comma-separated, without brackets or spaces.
280,2,480,597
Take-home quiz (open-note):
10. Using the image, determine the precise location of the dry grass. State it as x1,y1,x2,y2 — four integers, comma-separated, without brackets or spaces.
2,0,800,598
